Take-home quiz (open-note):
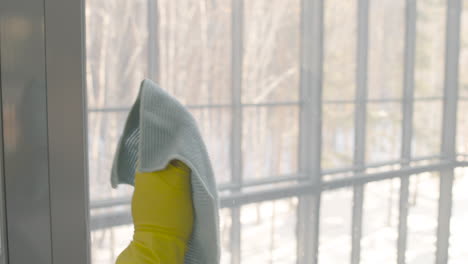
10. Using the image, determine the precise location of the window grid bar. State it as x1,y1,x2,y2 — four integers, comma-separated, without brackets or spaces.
86,95,445,114
221,162,455,207
87,101,299,113
89,159,452,210
398,1,417,262
147,0,159,81
89,161,465,231
89,161,460,213
218,155,445,192
88,156,448,210
323,98,402,104
436,0,462,262
218,173,307,191
230,0,243,263
86,94,449,115
412,96,445,101
322,155,445,175
89,157,449,210
90,161,454,211
322,97,444,104
351,0,370,263
297,0,324,263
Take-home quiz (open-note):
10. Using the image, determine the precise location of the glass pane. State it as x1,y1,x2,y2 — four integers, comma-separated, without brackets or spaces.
242,0,300,103
88,112,134,201
407,172,439,264
190,107,232,184
242,106,299,180
220,208,232,264
361,179,400,264
460,2,468,98
85,0,149,109
457,101,468,154
412,101,443,158
91,225,133,264
449,168,468,263
367,0,405,99
414,0,446,98
322,103,354,170
323,0,357,100
159,0,232,105
85,1,234,263
366,103,402,163
319,188,353,263
241,198,298,263
88,111,134,263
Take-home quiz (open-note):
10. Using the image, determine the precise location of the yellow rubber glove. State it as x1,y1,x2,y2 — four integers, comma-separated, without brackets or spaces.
116,160,194,264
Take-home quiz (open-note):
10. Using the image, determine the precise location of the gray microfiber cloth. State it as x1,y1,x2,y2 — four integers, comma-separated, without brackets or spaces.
110,78,220,263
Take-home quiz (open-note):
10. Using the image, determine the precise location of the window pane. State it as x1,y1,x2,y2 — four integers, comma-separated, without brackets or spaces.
91,225,133,264
159,0,232,105
220,208,232,264
241,198,298,263
367,0,405,99
457,101,468,154
319,188,353,263
83,1,463,263
242,0,300,103
323,0,357,100
322,104,354,170
412,101,443,157
366,103,402,163
242,106,299,180
361,179,400,264
88,111,133,264
85,0,149,109
449,168,468,263
460,2,468,98
407,172,439,264
414,0,446,98
88,112,134,201
190,107,232,184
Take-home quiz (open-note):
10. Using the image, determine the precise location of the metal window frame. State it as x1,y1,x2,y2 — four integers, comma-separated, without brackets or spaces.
350,0,370,263
296,0,324,263
398,1,417,263
229,0,244,263
44,0,90,263
436,0,462,263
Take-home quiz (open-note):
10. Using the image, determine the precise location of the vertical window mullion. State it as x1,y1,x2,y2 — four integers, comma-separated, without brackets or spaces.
398,0,417,263
230,0,243,263
297,0,324,263
147,0,159,81
45,0,90,262
351,0,369,263
436,0,462,262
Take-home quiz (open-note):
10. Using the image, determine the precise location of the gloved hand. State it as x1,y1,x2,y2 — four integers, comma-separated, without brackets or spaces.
116,160,194,264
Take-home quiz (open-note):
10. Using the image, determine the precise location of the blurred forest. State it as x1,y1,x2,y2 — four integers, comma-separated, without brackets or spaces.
85,0,468,263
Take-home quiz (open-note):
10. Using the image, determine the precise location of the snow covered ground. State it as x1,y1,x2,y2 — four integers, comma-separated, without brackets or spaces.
90,169,468,264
